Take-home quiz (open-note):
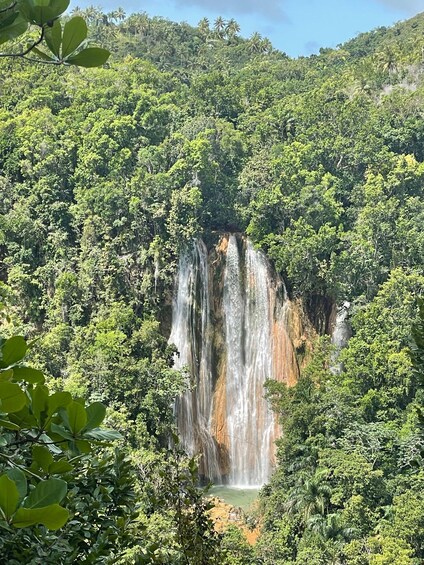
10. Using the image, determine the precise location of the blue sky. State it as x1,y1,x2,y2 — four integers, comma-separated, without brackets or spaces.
71,0,423,57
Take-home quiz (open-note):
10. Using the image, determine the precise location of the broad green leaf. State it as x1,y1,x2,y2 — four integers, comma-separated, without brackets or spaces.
66,401,87,434
0,336,27,368
19,0,70,26
85,428,123,441
31,46,55,61
13,504,69,530
0,8,19,28
61,16,86,58
6,469,27,502
0,475,19,518
31,384,48,423
66,47,110,68
50,423,73,441
0,12,28,45
44,17,61,57
32,445,53,473
48,460,73,474
38,433,63,454
74,439,91,453
84,402,106,431
0,369,13,382
47,391,72,415
13,367,44,384
0,436,7,447
0,418,20,430
8,406,37,428
0,382,26,413
23,478,66,509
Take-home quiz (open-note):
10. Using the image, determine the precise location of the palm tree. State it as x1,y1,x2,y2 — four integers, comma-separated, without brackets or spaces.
213,17,226,39
284,474,332,525
225,18,240,42
375,46,398,73
248,32,263,54
307,513,356,541
261,37,273,54
115,7,126,22
197,17,210,39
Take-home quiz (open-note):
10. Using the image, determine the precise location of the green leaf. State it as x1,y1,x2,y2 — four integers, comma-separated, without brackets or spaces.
0,475,19,518
47,391,72,415
32,445,53,473
8,405,37,428
61,16,86,58
23,478,67,509
13,367,44,384
13,504,69,530
50,423,73,441
31,46,55,61
19,0,70,26
0,382,26,413
31,384,48,423
0,418,20,430
66,401,87,434
0,336,27,368
0,369,13,382
38,433,63,454
48,460,73,475
66,47,110,68
74,439,91,453
85,428,123,441
6,469,27,502
84,402,106,431
0,12,28,45
44,17,61,57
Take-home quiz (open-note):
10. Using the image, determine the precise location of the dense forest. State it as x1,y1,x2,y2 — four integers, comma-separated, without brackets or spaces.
1,5,424,563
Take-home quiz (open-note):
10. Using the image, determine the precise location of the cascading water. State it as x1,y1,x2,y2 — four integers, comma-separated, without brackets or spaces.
330,301,352,373
170,235,297,486
169,240,221,481
224,237,275,486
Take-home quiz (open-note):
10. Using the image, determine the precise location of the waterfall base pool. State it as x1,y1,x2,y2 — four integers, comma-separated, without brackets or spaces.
208,485,260,510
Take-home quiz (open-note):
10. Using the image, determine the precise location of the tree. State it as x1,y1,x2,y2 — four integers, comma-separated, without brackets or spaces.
225,19,240,42
213,16,226,39
0,0,109,67
285,473,332,525
0,334,122,531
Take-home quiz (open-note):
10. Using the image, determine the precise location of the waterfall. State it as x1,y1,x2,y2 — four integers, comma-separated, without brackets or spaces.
170,235,295,486
224,237,275,486
330,301,351,373
169,240,221,481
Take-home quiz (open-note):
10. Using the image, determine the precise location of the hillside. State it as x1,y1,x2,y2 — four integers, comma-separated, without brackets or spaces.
1,9,424,564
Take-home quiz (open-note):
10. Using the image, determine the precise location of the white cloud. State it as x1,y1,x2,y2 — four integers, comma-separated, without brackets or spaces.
173,0,287,20
374,0,423,14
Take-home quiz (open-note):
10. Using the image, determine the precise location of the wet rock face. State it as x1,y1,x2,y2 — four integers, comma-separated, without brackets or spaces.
169,235,308,485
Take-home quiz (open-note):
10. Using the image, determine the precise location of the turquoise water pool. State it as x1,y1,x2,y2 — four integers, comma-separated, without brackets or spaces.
208,485,260,510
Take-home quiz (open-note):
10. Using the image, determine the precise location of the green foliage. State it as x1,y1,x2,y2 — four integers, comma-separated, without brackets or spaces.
0,333,123,535
0,1,110,66
2,7,424,563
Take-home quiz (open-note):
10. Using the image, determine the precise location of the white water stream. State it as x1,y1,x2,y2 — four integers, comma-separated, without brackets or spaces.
170,236,282,486
223,236,275,486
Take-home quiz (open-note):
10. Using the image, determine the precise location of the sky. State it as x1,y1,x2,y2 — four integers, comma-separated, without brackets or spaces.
70,0,423,57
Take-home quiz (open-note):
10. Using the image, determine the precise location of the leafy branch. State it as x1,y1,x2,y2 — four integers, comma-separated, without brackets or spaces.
0,0,110,67
0,334,122,530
